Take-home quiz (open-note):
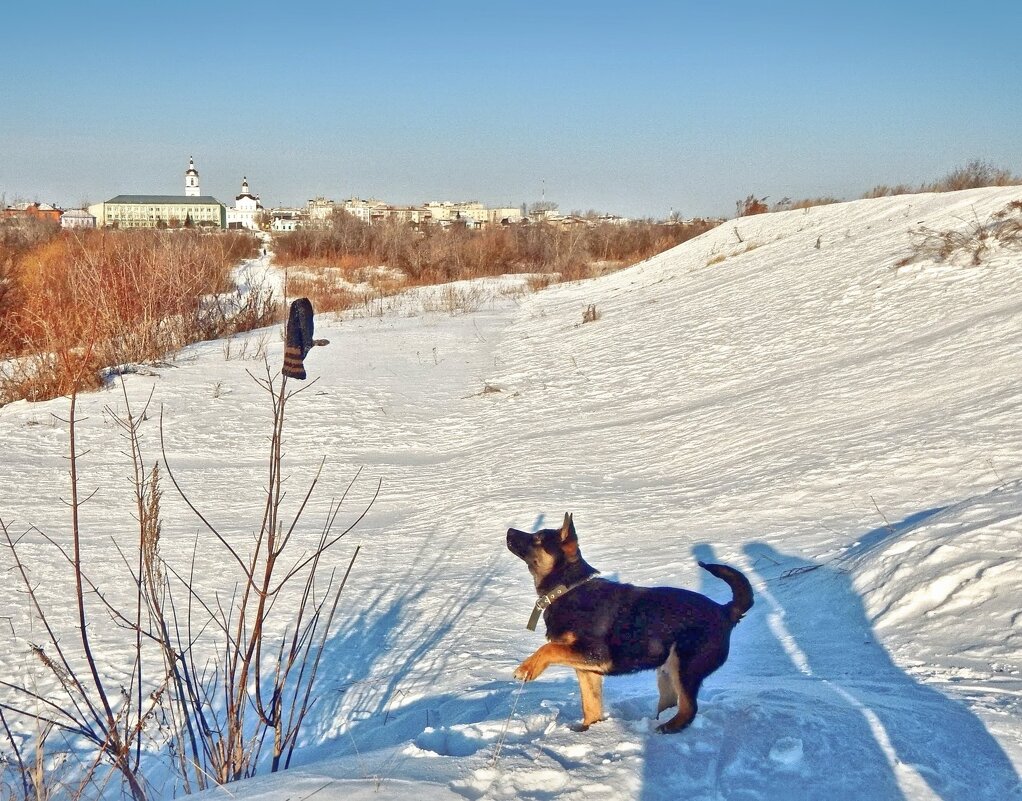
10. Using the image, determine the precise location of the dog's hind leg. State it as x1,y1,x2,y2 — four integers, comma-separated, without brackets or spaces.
657,640,730,733
574,669,605,731
656,647,679,718
655,647,696,734
656,688,696,733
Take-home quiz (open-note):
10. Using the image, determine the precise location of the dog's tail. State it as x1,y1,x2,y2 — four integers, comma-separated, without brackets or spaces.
699,562,754,625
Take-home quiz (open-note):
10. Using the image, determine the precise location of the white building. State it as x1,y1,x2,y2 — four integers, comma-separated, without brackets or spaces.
425,200,516,227
227,177,263,230
60,209,96,229
87,158,226,228
339,197,388,225
184,157,200,197
488,206,523,225
307,197,335,224
341,198,372,224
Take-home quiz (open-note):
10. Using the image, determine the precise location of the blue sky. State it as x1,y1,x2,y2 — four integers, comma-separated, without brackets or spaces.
2,1,1020,218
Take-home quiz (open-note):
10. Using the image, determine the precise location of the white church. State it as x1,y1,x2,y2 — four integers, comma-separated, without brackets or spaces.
226,177,264,230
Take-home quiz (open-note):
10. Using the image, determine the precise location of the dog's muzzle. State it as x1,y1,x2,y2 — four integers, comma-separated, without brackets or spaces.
506,528,531,559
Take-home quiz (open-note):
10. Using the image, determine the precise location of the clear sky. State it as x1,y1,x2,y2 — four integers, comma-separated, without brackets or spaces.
2,1,1021,219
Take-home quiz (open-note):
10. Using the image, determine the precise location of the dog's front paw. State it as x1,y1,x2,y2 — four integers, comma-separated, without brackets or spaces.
513,655,545,682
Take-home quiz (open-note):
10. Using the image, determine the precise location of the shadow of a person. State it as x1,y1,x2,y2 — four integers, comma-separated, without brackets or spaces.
743,541,1020,801
640,543,909,801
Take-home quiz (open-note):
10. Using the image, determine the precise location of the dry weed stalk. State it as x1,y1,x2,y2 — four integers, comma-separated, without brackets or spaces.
896,200,1022,268
1,358,374,798
0,381,159,800
156,363,376,784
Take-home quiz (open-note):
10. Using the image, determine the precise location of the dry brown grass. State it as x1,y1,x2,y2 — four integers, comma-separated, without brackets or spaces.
895,199,1022,268
0,226,272,404
283,263,408,316
273,212,719,295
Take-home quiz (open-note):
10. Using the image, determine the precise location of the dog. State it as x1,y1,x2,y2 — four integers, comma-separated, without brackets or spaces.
506,513,753,733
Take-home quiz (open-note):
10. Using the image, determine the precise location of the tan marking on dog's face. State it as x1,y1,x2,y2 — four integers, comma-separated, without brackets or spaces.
507,525,570,587
527,537,557,586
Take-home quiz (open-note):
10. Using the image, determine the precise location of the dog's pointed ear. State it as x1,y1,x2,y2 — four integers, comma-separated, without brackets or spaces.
560,512,576,542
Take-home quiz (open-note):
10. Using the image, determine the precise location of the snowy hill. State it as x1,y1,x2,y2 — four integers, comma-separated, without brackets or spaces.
1,187,1020,800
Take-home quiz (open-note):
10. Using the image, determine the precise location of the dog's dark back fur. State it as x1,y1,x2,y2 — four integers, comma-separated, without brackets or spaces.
539,562,752,676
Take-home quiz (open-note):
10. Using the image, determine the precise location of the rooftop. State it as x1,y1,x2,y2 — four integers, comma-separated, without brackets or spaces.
106,195,224,205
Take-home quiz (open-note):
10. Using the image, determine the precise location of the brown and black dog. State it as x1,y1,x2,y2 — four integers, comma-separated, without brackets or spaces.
506,513,753,733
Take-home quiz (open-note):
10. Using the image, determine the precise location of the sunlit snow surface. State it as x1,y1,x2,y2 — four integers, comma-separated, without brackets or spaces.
1,188,1020,800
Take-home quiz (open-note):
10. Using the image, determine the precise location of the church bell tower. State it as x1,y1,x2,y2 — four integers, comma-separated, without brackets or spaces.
185,157,200,197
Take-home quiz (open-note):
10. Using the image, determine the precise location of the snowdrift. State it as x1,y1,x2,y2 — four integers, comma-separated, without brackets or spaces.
1,187,1020,800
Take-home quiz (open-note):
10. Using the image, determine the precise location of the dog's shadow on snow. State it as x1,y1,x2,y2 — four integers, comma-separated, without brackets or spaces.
288,533,575,774
286,525,585,779
640,538,1019,801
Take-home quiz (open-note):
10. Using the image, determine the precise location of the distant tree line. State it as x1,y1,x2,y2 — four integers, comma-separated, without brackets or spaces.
273,211,720,284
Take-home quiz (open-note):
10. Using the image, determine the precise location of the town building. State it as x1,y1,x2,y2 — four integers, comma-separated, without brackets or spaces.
60,209,96,229
264,197,527,232
1,202,63,223
307,197,335,224
90,158,226,228
424,201,522,227
488,206,523,225
94,196,226,228
227,177,263,230
341,198,374,224
271,215,301,232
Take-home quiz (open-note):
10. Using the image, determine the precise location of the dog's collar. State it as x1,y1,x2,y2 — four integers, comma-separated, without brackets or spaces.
527,573,599,631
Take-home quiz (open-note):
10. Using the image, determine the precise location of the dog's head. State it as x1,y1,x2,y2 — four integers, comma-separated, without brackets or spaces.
507,513,580,587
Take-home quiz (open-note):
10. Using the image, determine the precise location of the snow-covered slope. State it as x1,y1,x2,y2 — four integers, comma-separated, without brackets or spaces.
1,187,1020,800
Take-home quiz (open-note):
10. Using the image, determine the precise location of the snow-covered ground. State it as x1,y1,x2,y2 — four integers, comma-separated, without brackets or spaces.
1,187,1021,800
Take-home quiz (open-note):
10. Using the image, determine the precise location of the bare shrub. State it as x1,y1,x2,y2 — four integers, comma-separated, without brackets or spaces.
1,365,373,797
272,211,718,287
866,161,1021,199
771,196,843,211
923,160,1021,192
526,274,556,292
863,183,914,199
736,195,769,217
896,200,1022,268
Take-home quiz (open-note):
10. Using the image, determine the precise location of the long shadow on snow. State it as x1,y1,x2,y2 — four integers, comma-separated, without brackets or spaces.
742,541,1018,801
839,506,944,561
638,543,901,801
289,539,511,767
641,539,1019,801
641,539,1017,801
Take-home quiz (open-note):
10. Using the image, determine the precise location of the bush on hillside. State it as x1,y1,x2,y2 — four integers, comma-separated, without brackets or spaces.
867,160,1021,198
0,228,273,405
896,199,1022,268
735,195,770,217
273,211,719,307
